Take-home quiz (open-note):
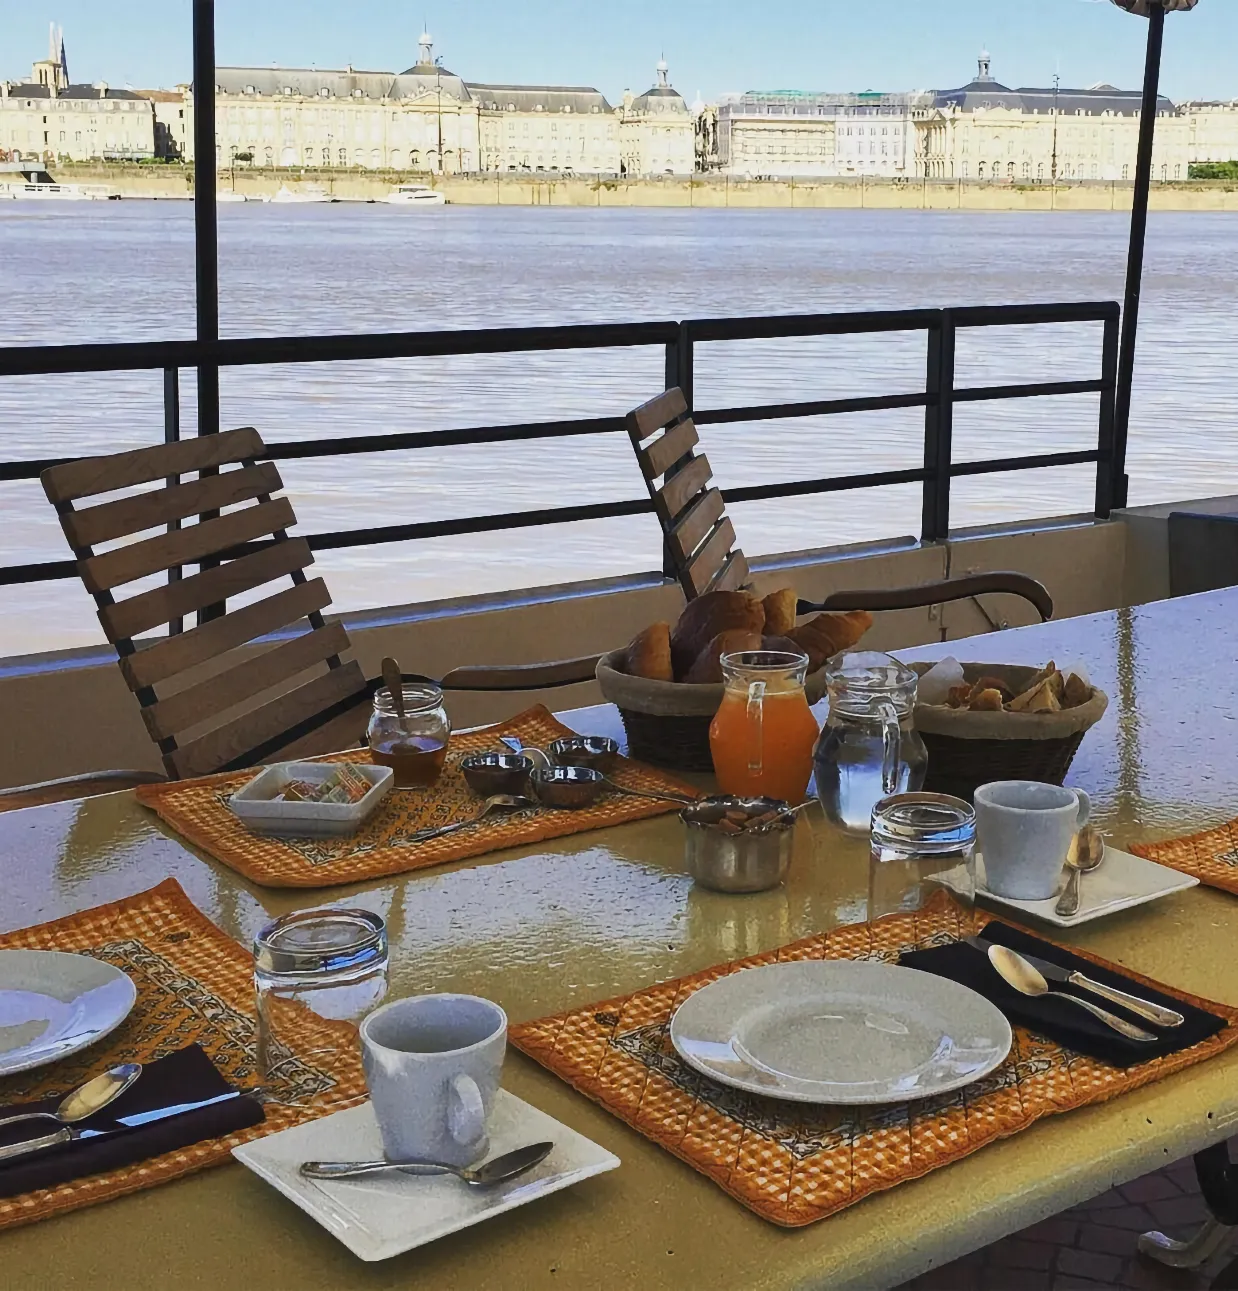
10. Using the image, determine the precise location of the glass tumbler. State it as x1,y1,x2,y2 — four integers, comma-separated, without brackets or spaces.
254,908,389,1107
868,792,976,924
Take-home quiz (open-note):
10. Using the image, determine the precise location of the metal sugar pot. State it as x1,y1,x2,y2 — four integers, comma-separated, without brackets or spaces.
813,651,928,835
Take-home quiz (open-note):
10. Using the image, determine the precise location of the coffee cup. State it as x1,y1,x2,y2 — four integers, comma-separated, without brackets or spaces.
360,993,506,1166
974,780,1091,901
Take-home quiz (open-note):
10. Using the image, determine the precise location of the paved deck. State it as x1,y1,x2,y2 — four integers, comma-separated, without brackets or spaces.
901,1147,1234,1290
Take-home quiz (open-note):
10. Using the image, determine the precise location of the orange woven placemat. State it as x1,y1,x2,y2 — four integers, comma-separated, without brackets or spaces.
136,705,700,889
0,878,366,1232
1131,819,1238,896
509,891,1238,1228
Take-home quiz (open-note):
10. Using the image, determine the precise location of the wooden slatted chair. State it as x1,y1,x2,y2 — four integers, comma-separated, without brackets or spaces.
626,386,750,599
37,427,602,790
626,387,1054,623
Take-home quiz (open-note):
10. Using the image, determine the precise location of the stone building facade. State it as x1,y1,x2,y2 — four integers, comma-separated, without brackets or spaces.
916,52,1190,183
0,28,155,163
619,60,695,175
1181,101,1238,165
471,84,618,173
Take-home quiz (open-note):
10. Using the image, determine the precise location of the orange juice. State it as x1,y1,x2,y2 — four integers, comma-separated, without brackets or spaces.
709,683,819,803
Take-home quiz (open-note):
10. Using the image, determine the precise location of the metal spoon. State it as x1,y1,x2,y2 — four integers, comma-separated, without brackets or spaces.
985,944,1157,1042
404,793,535,843
600,777,699,807
498,735,553,772
1055,825,1106,917
299,1139,554,1185
381,656,408,735
0,1062,143,1163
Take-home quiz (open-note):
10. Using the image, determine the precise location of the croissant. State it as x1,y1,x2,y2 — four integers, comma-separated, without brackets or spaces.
787,610,873,672
623,622,673,682
761,587,798,637
670,590,765,679
682,629,763,684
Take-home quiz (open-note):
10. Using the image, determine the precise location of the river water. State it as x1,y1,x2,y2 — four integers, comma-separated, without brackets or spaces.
1,202,1235,657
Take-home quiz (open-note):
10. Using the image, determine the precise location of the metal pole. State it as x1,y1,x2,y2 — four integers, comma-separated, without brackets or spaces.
1112,2,1166,512
192,0,218,440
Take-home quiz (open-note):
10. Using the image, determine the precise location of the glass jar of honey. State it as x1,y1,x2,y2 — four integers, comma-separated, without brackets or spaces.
366,683,450,788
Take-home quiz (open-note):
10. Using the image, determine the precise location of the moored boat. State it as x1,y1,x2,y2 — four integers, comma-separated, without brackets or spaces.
384,183,447,206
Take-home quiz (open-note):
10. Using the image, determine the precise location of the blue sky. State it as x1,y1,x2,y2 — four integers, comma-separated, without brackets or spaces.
2,0,1235,102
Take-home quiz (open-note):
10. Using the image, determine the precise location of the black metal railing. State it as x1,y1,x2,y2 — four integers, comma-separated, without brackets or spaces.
0,300,1120,591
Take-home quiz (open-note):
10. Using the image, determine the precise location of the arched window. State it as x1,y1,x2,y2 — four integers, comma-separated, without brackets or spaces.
280,146,296,166
1006,161,1014,179
1021,160,1030,178
304,146,314,164
1037,162,1044,182
977,161,985,179
1122,163,1129,180
410,149,421,168
1161,164,1168,180
338,147,347,166
370,147,381,167
390,149,405,169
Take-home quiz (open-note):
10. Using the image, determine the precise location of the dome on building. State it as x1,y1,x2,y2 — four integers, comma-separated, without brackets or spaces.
629,56,688,115
396,31,470,100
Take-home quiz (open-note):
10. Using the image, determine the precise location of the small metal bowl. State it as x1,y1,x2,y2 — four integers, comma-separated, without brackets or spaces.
460,752,533,798
530,764,605,809
547,735,620,774
680,795,797,893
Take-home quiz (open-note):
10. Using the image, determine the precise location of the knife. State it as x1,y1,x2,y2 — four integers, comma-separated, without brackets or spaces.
964,936,1185,1028
0,1090,245,1166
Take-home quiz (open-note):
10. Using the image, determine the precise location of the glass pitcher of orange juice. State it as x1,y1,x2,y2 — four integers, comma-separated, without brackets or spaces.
709,650,819,803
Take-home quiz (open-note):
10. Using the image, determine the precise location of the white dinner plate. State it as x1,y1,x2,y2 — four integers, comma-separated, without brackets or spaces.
670,959,1011,1105
934,845,1199,928
0,949,137,1076
233,1090,620,1262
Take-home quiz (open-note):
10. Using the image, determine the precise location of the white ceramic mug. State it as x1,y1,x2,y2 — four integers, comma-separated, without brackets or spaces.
974,780,1091,901
360,993,507,1167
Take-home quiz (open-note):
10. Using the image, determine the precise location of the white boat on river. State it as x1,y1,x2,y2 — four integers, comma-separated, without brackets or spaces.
271,184,334,204
384,183,446,206
0,163,118,200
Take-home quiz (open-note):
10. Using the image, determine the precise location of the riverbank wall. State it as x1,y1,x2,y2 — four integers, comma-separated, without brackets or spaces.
47,164,1238,211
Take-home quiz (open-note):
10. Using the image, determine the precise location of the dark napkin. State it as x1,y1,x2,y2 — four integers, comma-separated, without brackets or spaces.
900,920,1227,1069
0,1043,264,1198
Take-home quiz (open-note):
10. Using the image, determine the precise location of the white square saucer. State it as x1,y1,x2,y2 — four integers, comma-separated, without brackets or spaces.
233,1090,619,1261
935,845,1198,927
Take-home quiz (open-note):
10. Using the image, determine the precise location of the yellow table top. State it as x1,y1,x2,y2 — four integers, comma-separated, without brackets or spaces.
3,589,1237,1290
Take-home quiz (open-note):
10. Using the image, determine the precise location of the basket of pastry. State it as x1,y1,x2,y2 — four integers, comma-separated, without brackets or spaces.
596,587,872,772
911,658,1108,801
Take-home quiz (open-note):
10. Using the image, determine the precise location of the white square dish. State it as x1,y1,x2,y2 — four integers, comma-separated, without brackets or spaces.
935,844,1198,928
228,761,392,837
232,1090,620,1261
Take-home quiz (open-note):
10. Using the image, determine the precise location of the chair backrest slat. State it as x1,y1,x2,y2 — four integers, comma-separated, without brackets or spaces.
669,487,725,565
629,387,687,440
97,537,313,644
640,418,699,481
42,426,264,504
683,516,738,597
140,621,353,743
119,577,331,693
79,497,295,596
711,549,751,594
62,462,283,550
659,454,713,526
167,660,366,779
626,387,750,601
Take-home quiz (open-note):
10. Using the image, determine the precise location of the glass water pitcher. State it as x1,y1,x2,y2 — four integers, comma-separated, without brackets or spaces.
813,651,928,834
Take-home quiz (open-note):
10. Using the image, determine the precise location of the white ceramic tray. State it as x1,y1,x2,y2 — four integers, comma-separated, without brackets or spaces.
935,845,1198,928
233,1091,619,1261
229,761,392,837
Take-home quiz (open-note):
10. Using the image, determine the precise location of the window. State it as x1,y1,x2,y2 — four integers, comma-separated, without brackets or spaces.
1122,163,1129,179
1007,161,1015,179
1037,162,1044,181
1090,163,1098,179
1174,163,1181,179
977,161,985,179
339,147,347,165
1022,160,1030,178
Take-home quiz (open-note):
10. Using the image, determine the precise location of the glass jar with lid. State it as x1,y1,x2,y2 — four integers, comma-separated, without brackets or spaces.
869,791,976,924
366,682,451,788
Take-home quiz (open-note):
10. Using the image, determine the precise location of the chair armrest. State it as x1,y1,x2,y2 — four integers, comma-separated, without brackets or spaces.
0,769,168,813
439,655,603,692
798,572,1053,623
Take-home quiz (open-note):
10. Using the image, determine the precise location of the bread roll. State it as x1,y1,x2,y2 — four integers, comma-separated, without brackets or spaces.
670,590,765,679
682,629,763,684
787,610,873,672
761,587,798,636
623,622,673,682
969,688,1005,712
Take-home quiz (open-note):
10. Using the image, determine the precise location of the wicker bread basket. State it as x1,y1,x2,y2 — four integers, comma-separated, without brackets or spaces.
596,649,828,773
911,661,1108,802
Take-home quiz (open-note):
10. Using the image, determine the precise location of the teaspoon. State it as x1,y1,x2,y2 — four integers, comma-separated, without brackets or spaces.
404,793,535,843
1055,825,1106,917
300,1139,553,1185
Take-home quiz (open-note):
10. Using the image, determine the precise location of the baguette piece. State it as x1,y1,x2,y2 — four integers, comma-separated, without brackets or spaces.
761,588,799,637
623,622,674,682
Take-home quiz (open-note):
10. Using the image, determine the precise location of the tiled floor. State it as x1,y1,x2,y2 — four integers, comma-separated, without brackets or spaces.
898,1148,1238,1291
